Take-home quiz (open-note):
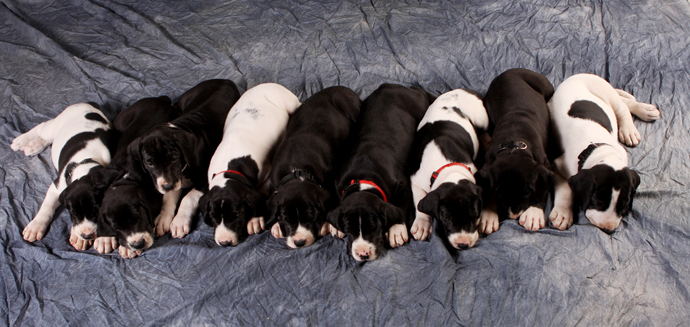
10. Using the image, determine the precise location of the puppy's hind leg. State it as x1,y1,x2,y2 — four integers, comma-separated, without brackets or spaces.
23,184,61,241
616,89,660,122
611,90,642,146
11,122,52,156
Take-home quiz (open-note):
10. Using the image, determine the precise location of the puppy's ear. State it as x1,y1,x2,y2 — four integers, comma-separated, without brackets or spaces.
475,166,493,192
568,171,594,212
379,201,406,229
469,187,483,220
618,168,641,215
533,165,555,200
418,191,440,218
264,194,281,227
326,207,345,232
198,192,212,226
93,168,125,190
244,190,268,220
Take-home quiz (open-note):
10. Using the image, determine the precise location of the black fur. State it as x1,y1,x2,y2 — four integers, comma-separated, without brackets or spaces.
55,128,116,187
568,100,613,133
407,121,475,177
266,86,362,247
84,112,108,125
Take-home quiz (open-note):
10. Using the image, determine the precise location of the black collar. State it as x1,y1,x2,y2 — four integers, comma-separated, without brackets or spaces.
278,169,320,188
497,141,528,154
577,143,611,171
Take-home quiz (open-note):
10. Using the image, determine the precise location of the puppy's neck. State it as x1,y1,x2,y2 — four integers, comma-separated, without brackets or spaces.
431,163,476,191
579,144,627,171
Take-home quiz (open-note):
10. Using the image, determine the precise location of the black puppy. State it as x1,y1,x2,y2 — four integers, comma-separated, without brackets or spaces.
266,86,361,248
59,96,178,253
328,84,433,262
476,68,555,232
132,79,241,240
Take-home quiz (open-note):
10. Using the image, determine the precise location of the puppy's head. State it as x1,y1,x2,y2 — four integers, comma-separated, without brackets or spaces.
199,183,267,247
477,157,554,219
99,178,161,252
136,133,187,194
418,180,482,249
267,181,332,248
328,192,404,262
59,167,125,242
569,165,640,233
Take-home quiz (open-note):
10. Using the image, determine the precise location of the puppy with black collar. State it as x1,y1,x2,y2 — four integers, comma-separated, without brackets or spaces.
328,84,434,262
549,73,660,232
408,89,489,249
477,68,556,232
12,103,115,245
132,79,241,240
199,83,301,246
266,86,361,249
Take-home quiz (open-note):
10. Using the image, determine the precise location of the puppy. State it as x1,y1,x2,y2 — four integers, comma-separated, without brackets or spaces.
476,68,555,232
266,86,361,249
132,79,241,240
12,103,115,245
328,84,434,262
548,73,660,232
408,89,489,249
199,83,301,246
63,96,180,254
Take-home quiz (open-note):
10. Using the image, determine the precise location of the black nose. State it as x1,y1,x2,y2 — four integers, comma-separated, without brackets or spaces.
219,240,235,247
162,182,175,191
359,254,370,261
130,239,146,250
81,232,95,240
293,239,306,247
602,228,615,234
455,243,469,250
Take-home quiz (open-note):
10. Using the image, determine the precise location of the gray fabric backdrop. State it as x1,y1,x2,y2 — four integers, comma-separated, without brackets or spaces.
1,0,689,325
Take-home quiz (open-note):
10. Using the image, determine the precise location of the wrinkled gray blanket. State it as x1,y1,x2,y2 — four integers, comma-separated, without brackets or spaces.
2,0,689,325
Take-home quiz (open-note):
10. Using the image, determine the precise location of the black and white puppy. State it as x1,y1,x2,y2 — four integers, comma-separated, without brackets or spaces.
477,68,555,232
266,86,361,248
66,96,180,255
328,84,433,262
408,89,489,249
12,103,115,245
133,79,241,240
549,73,660,232
199,83,300,246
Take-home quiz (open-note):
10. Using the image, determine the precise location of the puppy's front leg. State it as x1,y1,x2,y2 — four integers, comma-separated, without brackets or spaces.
479,195,499,235
247,217,264,235
410,184,432,241
387,223,409,248
93,236,118,254
549,157,574,230
23,184,61,242
170,189,204,238
155,189,182,237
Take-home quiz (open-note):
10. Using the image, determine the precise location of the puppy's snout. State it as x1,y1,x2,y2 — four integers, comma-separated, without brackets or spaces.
455,242,470,250
293,239,306,247
130,238,146,250
161,181,175,191
81,232,95,240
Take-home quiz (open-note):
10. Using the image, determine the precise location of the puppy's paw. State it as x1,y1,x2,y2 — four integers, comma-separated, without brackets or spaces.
619,124,641,147
170,215,191,239
247,217,264,235
93,236,118,254
479,209,500,235
271,222,283,239
11,133,35,152
411,216,432,241
118,246,141,259
630,102,660,122
549,204,574,231
22,218,49,242
69,233,93,251
329,224,345,238
23,138,50,156
518,206,546,232
154,211,174,237
386,223,408,248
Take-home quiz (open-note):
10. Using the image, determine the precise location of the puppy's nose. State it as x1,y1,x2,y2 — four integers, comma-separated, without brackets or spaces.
357,250,371,261
161,182,175,191
601,227,615,234
455,242,470,250
81,232,95,240
293,239,306,247
219,240,236,247
130,239,146,250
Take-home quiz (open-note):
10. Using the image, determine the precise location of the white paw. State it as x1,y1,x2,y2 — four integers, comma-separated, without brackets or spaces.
479,208,500,234
10,133,33,152
69,233,93,251
154,211,174,237
549,204,574,231
118,246,141,259
22,218,50,242
170,214,191,238
93,236,118,254
619,124,641,147
329,224,345,238
518,206,546,231
631,103,660,122
386,223,408,248
410,216,432,241
271,222,283,239
247,217,264,235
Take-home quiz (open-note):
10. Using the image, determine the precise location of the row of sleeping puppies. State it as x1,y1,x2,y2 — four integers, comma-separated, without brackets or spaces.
12,69,660,261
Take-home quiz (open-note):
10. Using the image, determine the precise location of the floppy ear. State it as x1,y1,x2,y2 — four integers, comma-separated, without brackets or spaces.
198,192,212,226
418,191,440,218
469,184,484,219
533,165,555,200
619,168,641,214
244,190,268,220
326,206,345,232
568,171,594,212
93,167,126,191
379,201,406,229
171,132,198,169
475,166,493,192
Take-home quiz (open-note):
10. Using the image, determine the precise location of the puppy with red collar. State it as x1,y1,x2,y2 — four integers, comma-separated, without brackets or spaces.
199,83,301,246
12,103,115,246
549,74,660,232
408,89,489,249
328,84,434,262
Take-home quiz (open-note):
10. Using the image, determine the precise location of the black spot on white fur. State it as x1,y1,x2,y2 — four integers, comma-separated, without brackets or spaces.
568,100,613,133
84,112,108,125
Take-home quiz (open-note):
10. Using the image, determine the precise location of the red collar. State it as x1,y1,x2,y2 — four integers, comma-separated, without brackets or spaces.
430,162,472,188
212,169,246,180
341,179,388,202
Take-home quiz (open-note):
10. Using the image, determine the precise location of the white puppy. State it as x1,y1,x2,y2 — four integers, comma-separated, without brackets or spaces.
11,103,113,244
549,74,660,232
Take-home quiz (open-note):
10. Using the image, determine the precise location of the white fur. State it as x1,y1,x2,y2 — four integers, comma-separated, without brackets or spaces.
352,235,377,261
548,74,659,229
215,222,239,246
286,224,315,248
155,188,183,236
170,188,204,238
448,230,479,249
12,103,112,243
71,219,97,240
409,89,488,241
247,217,264,235
585,189,622,231
93,236,118,254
